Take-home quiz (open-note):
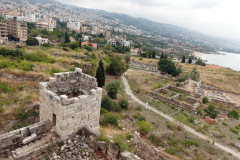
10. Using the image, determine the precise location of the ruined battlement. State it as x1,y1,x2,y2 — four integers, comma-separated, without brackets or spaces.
40,68,102,140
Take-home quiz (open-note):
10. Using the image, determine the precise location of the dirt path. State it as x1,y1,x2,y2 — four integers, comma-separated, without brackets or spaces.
121,70,240,159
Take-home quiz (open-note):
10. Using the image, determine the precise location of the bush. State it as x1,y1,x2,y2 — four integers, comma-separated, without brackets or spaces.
230,127,238,134
118,98,129,109
105,80,122,99
137,120,153,135
133,112,146,121
222,122,228,126
0,48,24,59
23,52,56,63
205,104,218,119
100,113,118,126
113,135,128,152
114,104,122,112
188,116,196,123
227,110,239,120
158,59,181,76
202,97,209,104
26,38,39,46
106,54,128,76
149,133,156,143
97,134,110,147
101,96,114,112
83,45,93,51
42,43,51,47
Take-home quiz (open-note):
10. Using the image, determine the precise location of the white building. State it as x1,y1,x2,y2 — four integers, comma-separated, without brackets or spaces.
67,21,81,30
35,36,48,45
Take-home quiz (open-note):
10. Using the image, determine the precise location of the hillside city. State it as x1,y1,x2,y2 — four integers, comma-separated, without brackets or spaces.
0,0,240,160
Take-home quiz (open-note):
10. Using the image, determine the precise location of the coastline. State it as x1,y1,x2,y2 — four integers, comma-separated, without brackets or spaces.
192,52,205,59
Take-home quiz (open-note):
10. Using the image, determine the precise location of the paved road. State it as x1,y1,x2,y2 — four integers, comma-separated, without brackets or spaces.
121,70,240,159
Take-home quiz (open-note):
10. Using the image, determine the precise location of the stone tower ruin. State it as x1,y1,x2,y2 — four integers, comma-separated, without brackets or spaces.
39,68,102,139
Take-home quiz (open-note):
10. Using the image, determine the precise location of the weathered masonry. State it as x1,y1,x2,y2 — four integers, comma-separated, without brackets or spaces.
39,68,102,139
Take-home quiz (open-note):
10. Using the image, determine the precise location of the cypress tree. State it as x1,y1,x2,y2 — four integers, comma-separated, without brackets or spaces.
79,38,82,48
160,52,164,59
152,50,156,58
182,56,186,63
65,32,70,43
188,57,192,64
96,60,105,87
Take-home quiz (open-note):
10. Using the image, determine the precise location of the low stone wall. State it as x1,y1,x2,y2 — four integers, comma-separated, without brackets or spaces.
201,85,240,96
13,139,60,160
211,99,240,110
186,96,198,105
129,61,158,72
134,132,179,160
0,120,52,154
168,86,191,95
149,92,182,107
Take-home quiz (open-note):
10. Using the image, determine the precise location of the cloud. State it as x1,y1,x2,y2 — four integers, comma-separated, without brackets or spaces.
58,0,240,39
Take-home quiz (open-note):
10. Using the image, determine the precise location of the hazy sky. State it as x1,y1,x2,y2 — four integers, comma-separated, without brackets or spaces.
58,0,240,40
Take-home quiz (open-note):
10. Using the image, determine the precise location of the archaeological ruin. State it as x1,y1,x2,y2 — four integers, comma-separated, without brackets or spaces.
39,68,102,139
129,60,158,72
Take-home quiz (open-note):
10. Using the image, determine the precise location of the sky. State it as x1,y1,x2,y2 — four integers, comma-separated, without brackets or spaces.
58,0,240,40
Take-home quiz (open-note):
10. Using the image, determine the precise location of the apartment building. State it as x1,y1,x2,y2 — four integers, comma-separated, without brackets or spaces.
0,21,8,43
3,17,27,43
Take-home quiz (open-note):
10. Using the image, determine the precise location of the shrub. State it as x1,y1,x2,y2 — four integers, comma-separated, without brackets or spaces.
230,127,238,134
42,43,51,47
133,112,146,121
113,135,128,152
97,134,110,147
137,120,153,135
105,80,122,99
183,139,199,147
0,81,16,93
158,59,181,76
62,47,70,51
149,133,156,143
100,113,118,126
202,97,209,104
222,122,228,126
227,110,239,120
188,116,196,123
48,68,64,76
83,45,93,51
101,96,114,112
106,54,128,76
135,106,142,111
0,48,24,59
23,52,56,63
114,104,122,112
26,38,39,46
118,98,129,109
205,104,218,119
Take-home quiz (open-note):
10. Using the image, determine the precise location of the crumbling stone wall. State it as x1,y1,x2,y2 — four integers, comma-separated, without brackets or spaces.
39,68,102,140
129,60,158,72
134,132,179,160
0,120,51,154
168,86,191,95
149,86,200,111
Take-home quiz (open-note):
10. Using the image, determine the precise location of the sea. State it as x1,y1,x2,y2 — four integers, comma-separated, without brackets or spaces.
201,52,240,71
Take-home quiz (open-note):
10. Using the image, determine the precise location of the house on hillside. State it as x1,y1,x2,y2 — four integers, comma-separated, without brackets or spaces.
81,41,98,49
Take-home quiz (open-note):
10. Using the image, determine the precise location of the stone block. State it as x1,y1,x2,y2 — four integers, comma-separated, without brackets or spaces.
22,133,38,145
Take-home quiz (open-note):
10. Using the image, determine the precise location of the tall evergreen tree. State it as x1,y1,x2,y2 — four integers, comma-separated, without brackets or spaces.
182,56,186,63
96,60,105,87
79,38,82,48
65,32,70,43
160,52,164,59
152,50,156,58
188,57,192,64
